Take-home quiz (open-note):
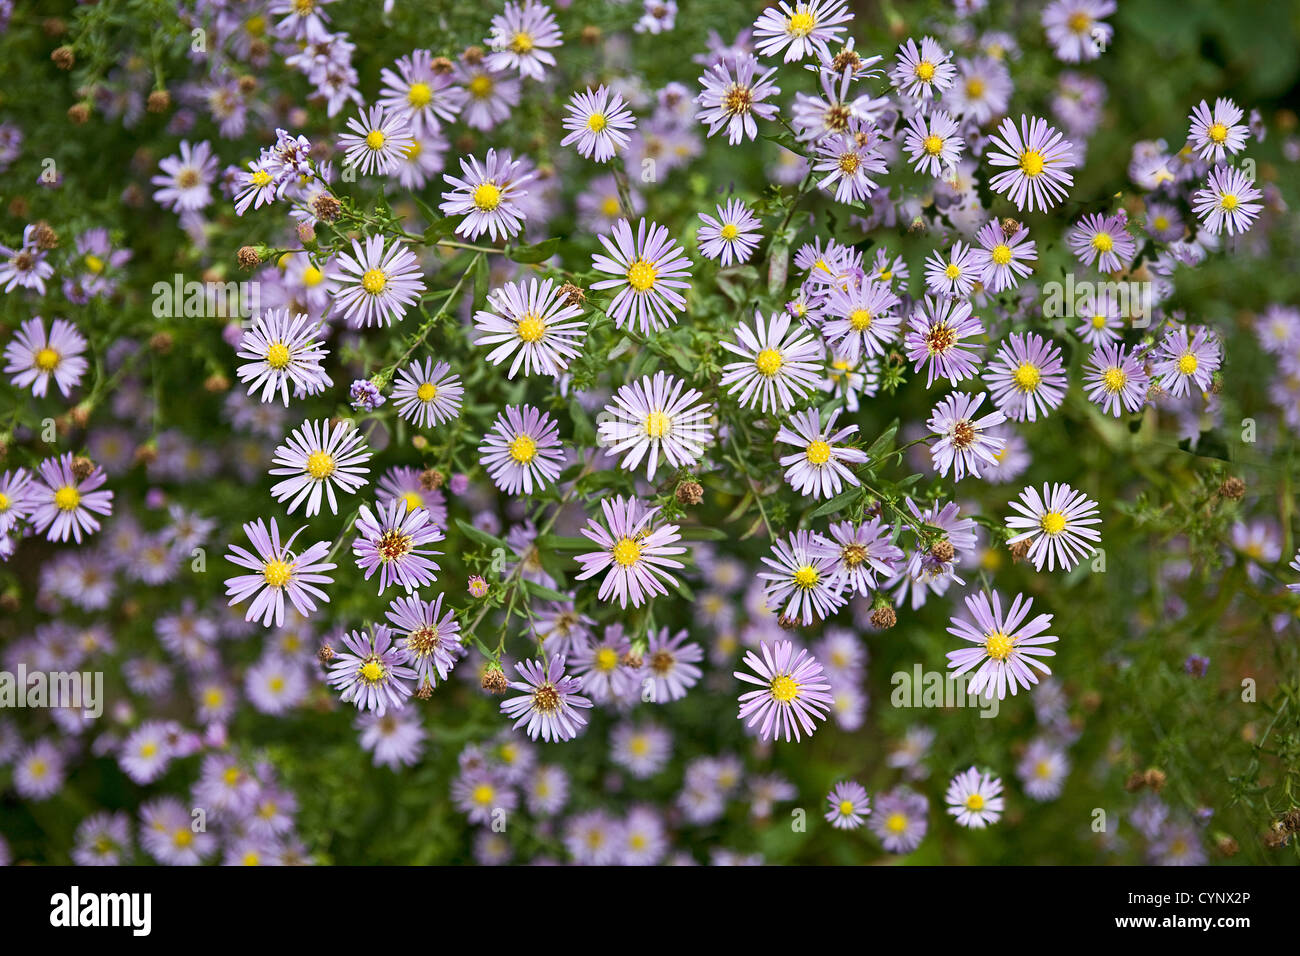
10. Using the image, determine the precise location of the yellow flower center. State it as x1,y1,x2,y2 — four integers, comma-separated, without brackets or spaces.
460,181,504,220
944,262,962,280
1019,149,1045,177
469,75,493,98
402,492,424,511
1012,362,1041,391
1219,193,1238,211
720,223,739,240
173,829,193,849
54,486,81,511
511,31,534,53
305,451,335,479
645,410,671,438
787,11,815,36
509,434,537,464
966,77,986,98
362,269,387,294
601,196,621,216
792,564,819,588
1040,511,1067,535
84,253,105,274
1067,11,1091,33
1153,215,1169,231
265,342,292,369
407,82,433,107
984,630,1014,660
1177,352,1199,375
360,660,385,683
262,559,292,588
849,308,873,331
914,60,936,82
0,492,8,512
516,313,546,342
990,244,1012,265
1091,231,1114,252
251,169,272,188
1208,122,1228,144
596,647,619,671
35,347,60,371
472,783,495,805
839,800,855,816
365,130,386,151
923,134,944,156
805,440,832,465
966,793,985,811
886,813,907,833
612,537,641,567
1103,367,1127,391
301,265,323,286
626,258,658,291
755,348,783,377
416,382,438,402
586,112,608,132
770,674,799,702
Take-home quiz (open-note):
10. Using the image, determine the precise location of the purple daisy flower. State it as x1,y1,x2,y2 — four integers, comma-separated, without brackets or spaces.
820,277,900,360
391,358,464,427
758,530,846,624
1083,341,1150,416
946,589,1058,700
352,499,444,594
1068,210,1136,273
224,518,335,628
986,115,1075,212
486,0,563,81
439,147,533,241
984,332,1068,422
735,639,834,742
826,780,871,829
590,217,693,335
574,495,686,608
945,767,1004,828
816,518,903,596
560,85,636,162
235,308,331,405
4,316,88,398
1192,164,1262,236
904,296,985,387
500,655,593,742
890,36,956,103
904,109,964,177
927,391,1007,481
30,453,113,544
1042,0,1114,63
812,128,888,204
720,309,824,412
473,277,587,378
478,403,564,495
694,53,781,145
327,626,417,716
697,199,763,265
1152,324,1221,397
752,0,852,63
329,235,426,328
1005,482,1102,572
597,371,713,480
775,407,868,500
1187,97,1249,164
268,419,371,517
0,467,34,534
924,240,978,298
644,627,704,702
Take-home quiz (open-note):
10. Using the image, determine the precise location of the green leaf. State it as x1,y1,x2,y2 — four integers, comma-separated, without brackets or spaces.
808,487,859,519
522,579,571,603
506,237,560,263
865,419,900,459
454,518,509,553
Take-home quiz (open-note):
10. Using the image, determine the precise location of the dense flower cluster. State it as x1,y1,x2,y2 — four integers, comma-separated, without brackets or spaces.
0,0,1297,868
